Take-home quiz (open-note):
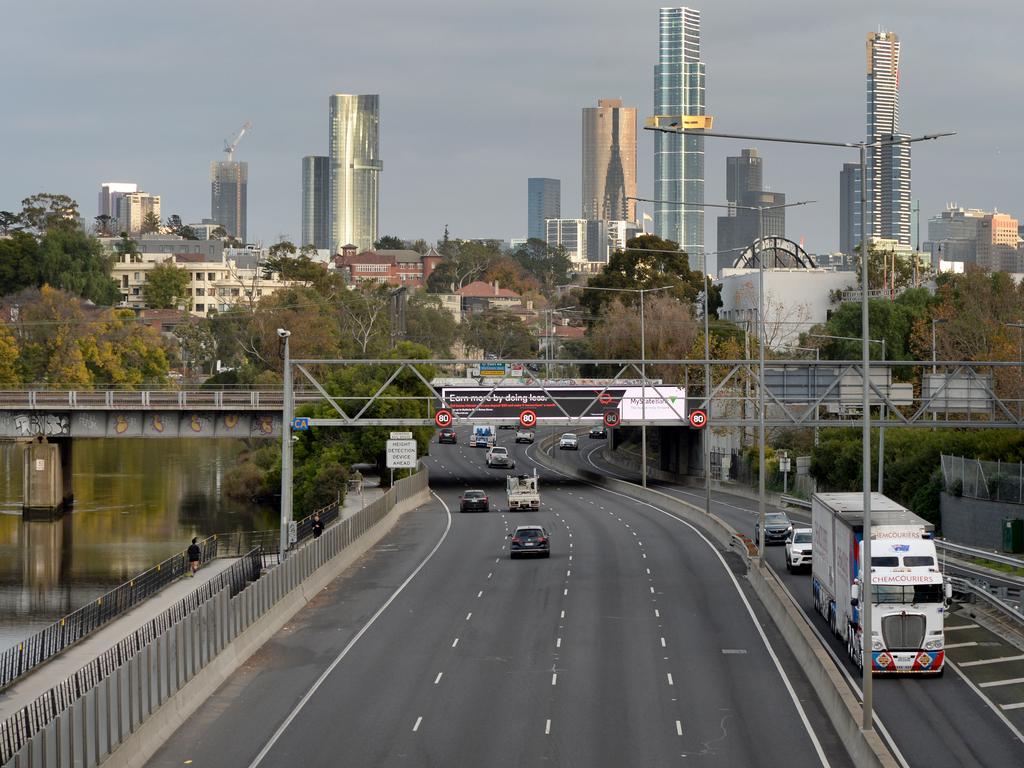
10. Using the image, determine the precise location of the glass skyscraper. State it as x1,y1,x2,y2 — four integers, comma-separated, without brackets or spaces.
301,155,330,250
329,94,382,253
866,31,911,246
527,178,561,241
582,99,637,223
652,7,707,272
210,161,247,242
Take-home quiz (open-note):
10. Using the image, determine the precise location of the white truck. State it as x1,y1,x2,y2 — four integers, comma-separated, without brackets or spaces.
811,492,950,675
469,424,496,448
506,470,540,511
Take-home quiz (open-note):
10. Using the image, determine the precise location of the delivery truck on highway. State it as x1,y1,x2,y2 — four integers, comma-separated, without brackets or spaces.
506,470,540,511
469,424,496,448
811,492,951,675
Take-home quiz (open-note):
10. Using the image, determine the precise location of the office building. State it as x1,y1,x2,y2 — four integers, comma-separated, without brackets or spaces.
866,31,911,246
546,219,588,270
528,178,561,241
117,192,161,236
838,163,862,255
329,94,382,253
97,182,138,224
210,160,248,242
582,99,637,222
976,213,1022,272
716,149,786,270
651,7,710,271
301,155,330,250
923,205,986,266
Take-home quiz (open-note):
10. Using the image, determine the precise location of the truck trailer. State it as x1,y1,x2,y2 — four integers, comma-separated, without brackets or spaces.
811,492,950,675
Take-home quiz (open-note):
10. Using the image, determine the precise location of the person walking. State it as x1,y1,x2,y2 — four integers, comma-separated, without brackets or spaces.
187,537,201,576
311,513,324,539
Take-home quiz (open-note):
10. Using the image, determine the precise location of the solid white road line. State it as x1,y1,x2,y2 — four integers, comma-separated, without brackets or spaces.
247,493,453,768
945,641,979,649
960,655,1024,667
434,673,443,685
413,716,422,732
945,623,980,631
1002,702,1024,711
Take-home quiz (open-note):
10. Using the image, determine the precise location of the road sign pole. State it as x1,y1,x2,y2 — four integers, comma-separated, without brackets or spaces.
280,331,292,560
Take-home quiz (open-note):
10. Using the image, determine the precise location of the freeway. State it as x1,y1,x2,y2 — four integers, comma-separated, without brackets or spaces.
557,435,1024,767
150,429,852,767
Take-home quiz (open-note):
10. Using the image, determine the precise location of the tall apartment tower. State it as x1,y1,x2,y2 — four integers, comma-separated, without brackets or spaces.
210,161,248,242
117,192,161,235
866,31,911,246
97,182,138,223
652,7,708,272
301,155,330,250
716,149,785,270
838,163,862,255
582,99,637,223
328,94,382,253
527,178,561,241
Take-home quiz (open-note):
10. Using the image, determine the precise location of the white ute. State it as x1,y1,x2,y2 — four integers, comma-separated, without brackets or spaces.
785,527,812,572
507,470,540,511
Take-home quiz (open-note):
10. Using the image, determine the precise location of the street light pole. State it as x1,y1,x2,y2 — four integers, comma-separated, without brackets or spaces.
645,122,954,733
278,329,293,559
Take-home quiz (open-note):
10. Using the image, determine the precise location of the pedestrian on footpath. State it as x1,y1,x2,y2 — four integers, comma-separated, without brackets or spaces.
187,537,201,576
312,513,324,539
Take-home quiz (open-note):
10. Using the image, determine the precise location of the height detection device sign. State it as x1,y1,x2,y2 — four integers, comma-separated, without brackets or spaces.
440,386,687,422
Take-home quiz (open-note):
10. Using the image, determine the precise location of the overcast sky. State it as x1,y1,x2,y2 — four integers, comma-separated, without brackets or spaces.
3,1,1021,270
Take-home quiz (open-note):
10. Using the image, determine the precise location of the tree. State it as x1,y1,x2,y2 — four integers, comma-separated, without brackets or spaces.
426,239,498,291
0,210,20,235
338,285,392,356
143,262,191,309
406,293,458,356
0,231,40,296
374,235,405,250
210,225,228,239
37,227,120,305
484,257,538,296
93,214,116,237
113,234,142,264
512,239,573,294
462,309,535,358
141,211,161,234
19,193,80,234
174,322,217,377
0,324,19,385
409,238,430,255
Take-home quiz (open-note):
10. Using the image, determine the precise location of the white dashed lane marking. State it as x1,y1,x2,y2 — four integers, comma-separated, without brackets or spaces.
545,719,552,735
434,673,443,685
451,638,459,648
667,673,674,686
413,716,423,732
465,613,472,621
676,720,683,736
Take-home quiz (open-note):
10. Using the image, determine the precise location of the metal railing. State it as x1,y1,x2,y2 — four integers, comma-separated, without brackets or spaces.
0,548,262,766
936,539,1024,570
0,469,430,767
0,537,219,692
949,576,1024,624
780,494,812,509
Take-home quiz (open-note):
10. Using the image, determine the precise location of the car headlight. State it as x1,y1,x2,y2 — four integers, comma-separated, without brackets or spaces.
924,639,943,650
872,639,884,651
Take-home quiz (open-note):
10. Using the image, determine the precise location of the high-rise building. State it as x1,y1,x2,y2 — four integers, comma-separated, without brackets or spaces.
97,182,138,224
329,94,382,253
546,218,588,270
976,213,1022,272
301,155,330,250
210,161,248,242
582,99,637,222
528,178,561,241
716,149,785,272
651,7,710,272
866,31,911,246
923,205,986,266
838,163,862,255
117,192,161,235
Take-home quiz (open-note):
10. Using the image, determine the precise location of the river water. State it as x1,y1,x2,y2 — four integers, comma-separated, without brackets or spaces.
0,439,276,651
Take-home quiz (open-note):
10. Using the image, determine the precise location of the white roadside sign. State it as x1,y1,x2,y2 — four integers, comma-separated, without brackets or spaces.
618,386,687,420
386,439,418,469
390,431,413,440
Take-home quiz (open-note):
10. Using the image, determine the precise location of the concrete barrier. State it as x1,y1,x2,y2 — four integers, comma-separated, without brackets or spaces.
534,437,896,768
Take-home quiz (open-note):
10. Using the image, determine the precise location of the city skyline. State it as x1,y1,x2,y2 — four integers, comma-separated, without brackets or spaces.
1,2,1018,257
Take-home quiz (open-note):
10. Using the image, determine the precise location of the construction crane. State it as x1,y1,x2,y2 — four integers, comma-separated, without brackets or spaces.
223,121,252,162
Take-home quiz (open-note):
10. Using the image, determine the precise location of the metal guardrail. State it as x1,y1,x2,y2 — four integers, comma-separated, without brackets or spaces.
0,389,285,410
0,537,219,692
949,576,1024,622
936,539,1024,570
780,494,812,509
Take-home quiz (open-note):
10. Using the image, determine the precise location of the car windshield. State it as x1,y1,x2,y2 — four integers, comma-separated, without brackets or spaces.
516,528,542,538
765,514,789,525
464,491,484,499
903,556,934,567
561,434,575,440
793,532,811,544
491,448,506,455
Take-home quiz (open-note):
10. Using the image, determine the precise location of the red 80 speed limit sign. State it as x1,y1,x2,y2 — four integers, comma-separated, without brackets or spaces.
435,409,453,428
688,409,707,429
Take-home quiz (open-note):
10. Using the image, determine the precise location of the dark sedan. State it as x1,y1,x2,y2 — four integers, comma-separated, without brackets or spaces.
755,511,793,545
438,428,457,444
509,525,550,558
459,490,489,513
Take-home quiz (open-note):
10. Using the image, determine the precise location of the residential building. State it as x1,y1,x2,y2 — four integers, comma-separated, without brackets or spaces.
187,219,224,240
117,192,161,236
332,246,443,287
329,94,382,253
528,178,561,241
582,99,637,222
976,213,1022,272
210,160,248,242
651,7,710,272
716,149,786,271
101,234,224,261
865,31,911,246
838,163,862,255
456,280,524,315
97,182,138,223
546,219,588,272
301,155,330,250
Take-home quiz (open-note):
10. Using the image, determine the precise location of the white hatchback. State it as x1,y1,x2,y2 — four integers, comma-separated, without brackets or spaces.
558,433,578,450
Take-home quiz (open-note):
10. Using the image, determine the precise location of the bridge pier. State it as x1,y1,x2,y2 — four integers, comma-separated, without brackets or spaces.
22,437,74,519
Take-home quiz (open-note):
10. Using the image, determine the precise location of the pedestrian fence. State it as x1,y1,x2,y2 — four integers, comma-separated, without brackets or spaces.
941,455,1024,505
0,468,428,768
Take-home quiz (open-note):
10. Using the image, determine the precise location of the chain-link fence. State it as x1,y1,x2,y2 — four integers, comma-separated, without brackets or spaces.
941,455,1024,504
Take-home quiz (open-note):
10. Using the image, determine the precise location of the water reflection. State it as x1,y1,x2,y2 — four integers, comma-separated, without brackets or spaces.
0,439,276,650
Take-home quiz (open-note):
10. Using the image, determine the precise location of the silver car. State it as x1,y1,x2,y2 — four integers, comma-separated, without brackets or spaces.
486,446,515,469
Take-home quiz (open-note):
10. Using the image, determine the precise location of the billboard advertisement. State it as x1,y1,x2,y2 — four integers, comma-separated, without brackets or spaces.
440,386,686,422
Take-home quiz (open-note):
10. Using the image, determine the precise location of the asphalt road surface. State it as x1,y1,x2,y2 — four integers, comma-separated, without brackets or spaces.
559,436,1024,768
149,430,855,768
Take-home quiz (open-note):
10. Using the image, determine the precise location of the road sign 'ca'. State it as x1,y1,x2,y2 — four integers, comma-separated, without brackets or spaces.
603,409,621,428
519,410,537,428
434,409,453,428
689,409,707,429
